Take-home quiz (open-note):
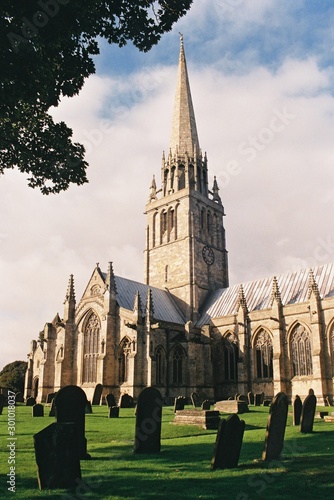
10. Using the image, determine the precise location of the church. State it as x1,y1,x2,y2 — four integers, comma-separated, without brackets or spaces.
24,39,334,406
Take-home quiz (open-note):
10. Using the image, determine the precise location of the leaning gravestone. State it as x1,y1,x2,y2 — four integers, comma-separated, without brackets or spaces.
300,392,317,433
262,392,288,462
134,387,162,454
46,392,56,404
34,422,81,489
26,396,36,406
92,384,103,405
201,400,211,410
120,393,134,408
174,396,186,412
105,393,116,408
211,414,245,469
85,401,93,414
49,398,56,417
248,391,255,405
32,404,44,417
0,394,5,415
293,395,303,426
191,392,201,408
108,406,120,418
54,385,91,459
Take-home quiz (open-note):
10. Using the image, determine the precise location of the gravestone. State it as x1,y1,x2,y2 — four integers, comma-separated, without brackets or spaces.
237,395,247,403
174,396,186,412
85,401,93,414
15,392,24,403
201,400,211,410
293,395,303,426
174,410,220,430
54,385,91,459
32,404,44,417
92,384,103,405
49,398,56,417
134,387,162,454
46,392,56,404
263,400,271,407
0,394,5,415
214,400,249,414
248,391,255,405
108,406,120,418
262,392,288,462
26,396,36,406
325,396,331,406
255,393,264,406
191,392,201,408
34,422,81,489
300,393,317,433
211,413,245,469
234,393,240,400
105,393,116,408
120,393,134,408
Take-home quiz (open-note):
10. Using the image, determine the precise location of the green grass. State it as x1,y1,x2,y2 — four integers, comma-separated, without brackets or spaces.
1,405,334,499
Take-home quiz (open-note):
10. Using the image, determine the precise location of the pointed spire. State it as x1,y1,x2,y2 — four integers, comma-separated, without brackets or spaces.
169,35,199,157
63,274,76,322
237,284,248,312
104,262,117,297
133,291,144,324
308,269,320,300
211,176,222,204
64,274,75,304
148,175,157,202
145,288,154,323
270,276,282,306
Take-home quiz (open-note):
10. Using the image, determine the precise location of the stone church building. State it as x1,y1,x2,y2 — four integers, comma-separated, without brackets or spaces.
24,39,334,405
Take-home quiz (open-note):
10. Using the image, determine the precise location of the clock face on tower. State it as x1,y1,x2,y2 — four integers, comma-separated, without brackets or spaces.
202,245,215,266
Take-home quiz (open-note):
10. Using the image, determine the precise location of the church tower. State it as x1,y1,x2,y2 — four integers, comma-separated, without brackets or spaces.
144,36,228,321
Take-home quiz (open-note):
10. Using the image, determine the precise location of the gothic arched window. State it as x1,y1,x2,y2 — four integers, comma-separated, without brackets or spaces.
254,329,273,379
178,165,185,190
119,337,132,384
172,345,184,385
155,346,165,385
290,324,312,376
83,312,100,383
223,334,238,381
330,326,334,370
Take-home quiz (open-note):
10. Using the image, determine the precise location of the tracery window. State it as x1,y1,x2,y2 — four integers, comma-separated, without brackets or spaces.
254,329,273,379
223,334,238,381
83,313,100,383
155,346,165,385
119,337,132,383
172,345,184,385
291,324,312,376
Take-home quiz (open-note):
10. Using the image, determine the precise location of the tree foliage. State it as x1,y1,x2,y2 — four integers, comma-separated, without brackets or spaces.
0,360,27,393
0,1,193,194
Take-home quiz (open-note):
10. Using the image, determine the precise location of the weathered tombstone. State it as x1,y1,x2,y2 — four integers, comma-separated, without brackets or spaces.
34,422,81,489
105,393,116,408
293,395,303,426
255,393,264,406
32,403,44,417
325,396,331,407
191,392,200,408
54,385,91,459
0,394,5,415
300,393,317,433
211,414,245,469
108,406,120,418
134,387,162,454
248,391,255,405
49,398,56,417
26,396,36,406
262,392,288,462
85,400,93,414
234,393,240,400
201,400,211,410
237,395,247,403
263,400,271,407
15,392,24,403
120,393,134,408
46,392,56,404
174,396,186,412
92,384,103,405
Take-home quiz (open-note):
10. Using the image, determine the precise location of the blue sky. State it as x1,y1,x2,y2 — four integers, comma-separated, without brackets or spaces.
1,0,334,368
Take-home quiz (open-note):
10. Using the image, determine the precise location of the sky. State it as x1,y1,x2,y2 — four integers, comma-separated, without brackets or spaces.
1,0,334,369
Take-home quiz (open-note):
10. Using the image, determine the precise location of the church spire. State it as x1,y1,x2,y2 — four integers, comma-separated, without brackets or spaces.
63,274,76,322
169,35,200,156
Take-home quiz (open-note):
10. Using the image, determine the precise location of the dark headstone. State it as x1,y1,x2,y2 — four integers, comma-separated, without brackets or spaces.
234,393,240,400
255,393,264,406
300,393,317,433
0,394,5,415
54,385,90,459
15,392,24,403
46,392,56,404
262,392,288,461
201,400,211,410
49,398,56,417
211,414,245,469
105,393,116,408
293,395,303,426
191,392,201,408
120,393,134,408
32,404,44,417
263,400,271,407
92,384,103,405
34,422,81,489
85,401,93,414
248,391,255,405
237,395,247,403
134,387,162,454
174,396,186,412
26,396,36,406
108,406,120,418
308,388,314,396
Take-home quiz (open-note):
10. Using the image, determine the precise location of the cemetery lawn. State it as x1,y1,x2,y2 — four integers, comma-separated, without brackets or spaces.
1,405,334,499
